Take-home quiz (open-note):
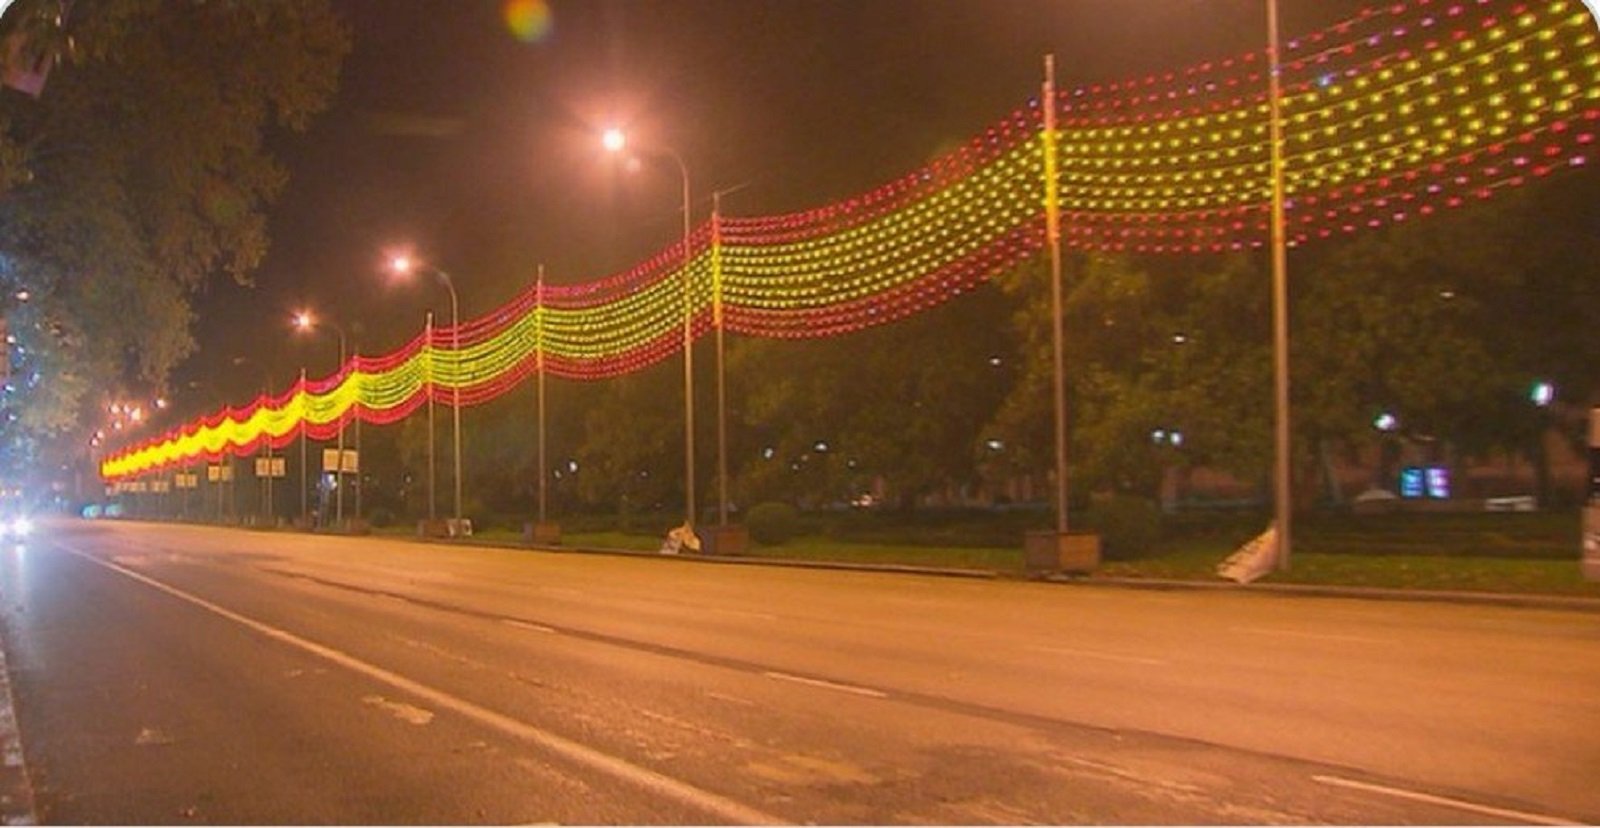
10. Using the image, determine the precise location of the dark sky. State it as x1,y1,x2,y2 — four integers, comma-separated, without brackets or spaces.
177,0,1371,411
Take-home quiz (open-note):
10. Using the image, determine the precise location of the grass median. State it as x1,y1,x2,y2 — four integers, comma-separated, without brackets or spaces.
380,509,1600,598
579,510,1599,597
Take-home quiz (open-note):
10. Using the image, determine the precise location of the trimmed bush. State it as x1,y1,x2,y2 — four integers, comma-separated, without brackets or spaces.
1090,495,1162,560
747,501,801,546
367,507,396,528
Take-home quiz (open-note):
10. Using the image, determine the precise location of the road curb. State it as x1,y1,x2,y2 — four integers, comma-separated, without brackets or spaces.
0,623,38,825
1055,575,1600,613
390,533,1000,580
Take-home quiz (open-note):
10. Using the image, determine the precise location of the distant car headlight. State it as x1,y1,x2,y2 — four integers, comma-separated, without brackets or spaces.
10,517,31,537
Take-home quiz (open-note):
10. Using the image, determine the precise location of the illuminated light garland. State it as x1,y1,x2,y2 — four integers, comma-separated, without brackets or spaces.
100,0,1598,481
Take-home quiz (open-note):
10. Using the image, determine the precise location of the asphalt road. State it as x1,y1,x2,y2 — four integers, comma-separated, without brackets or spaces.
0,518,1595,824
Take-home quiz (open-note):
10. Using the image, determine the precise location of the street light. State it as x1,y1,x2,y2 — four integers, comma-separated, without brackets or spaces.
1266,0,1294,571
603,126,698,534
293,309,351,528
232,355,277,525
389,255,464,531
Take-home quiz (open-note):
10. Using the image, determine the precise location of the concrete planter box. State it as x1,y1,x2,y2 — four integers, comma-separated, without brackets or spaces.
524,521,562,546
702,525,750,557
1024,530,1101,575
417,519,451,538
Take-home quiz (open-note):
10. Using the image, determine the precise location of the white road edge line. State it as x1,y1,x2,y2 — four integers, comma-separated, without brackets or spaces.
1028,645,1167,666
761,671,888,699
0,601,38,827
61,544,783,826
1311,774,1579,826
500,619,558,634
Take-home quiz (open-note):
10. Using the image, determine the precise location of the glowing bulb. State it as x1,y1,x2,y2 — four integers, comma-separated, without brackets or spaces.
602,128,626,153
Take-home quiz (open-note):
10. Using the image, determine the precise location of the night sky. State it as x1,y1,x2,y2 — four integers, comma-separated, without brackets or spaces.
176,0,1372,414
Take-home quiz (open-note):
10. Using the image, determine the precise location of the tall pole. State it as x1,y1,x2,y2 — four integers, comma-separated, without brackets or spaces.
425,311,437,523
299,368,309,524
713,192,728,527
334,329,347,526
1268,0,1293,569
263,378,273,525
536,265,548,526
449,282,463,526
1043,54,1070,535
353,346,362,524
670,150,696,531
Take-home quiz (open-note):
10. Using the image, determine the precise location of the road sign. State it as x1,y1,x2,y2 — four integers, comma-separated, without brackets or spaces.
255,457,288,478
323,449,359,474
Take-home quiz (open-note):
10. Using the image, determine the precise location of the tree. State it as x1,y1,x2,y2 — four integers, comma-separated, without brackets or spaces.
0,0,348,476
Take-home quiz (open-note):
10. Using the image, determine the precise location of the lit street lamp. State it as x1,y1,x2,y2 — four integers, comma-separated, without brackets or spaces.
603,127,698,534
293,310,351,527
231,355,278,525
389,255,464,531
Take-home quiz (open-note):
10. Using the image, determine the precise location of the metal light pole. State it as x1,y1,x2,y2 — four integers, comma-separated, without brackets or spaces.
298,368,309,525
233,356,275,524
446,277,462,528
391,259,463,529
352,346,363,525
536,265,548,527
1043,54,1070,535
425,311,437,523
713,194,727,527
294,312,348,527
603,129,696,531
1267,0,1293,570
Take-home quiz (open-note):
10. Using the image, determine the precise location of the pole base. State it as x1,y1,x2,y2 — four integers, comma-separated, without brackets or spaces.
339,518,371,536
525,521,562,546
702,525,750,557
1024,531,1101,575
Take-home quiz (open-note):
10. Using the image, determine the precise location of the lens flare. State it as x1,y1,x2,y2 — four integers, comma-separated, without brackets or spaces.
503,0,552,43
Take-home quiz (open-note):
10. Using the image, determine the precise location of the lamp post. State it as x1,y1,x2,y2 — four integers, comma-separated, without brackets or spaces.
231,355,277,525
390,256,464,530
294,310,350,527
298,368,308,525
1267,0,1293,570
603,127,698,534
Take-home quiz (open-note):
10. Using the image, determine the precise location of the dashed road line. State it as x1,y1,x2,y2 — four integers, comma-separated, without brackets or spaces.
1028,645,1167,666
62,543,783,825
1234,627,1385,645
500,619,558,634
762,671,888,699
1311,774,1579,826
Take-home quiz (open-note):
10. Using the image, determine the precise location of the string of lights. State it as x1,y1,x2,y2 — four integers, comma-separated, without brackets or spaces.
100,0,1597,481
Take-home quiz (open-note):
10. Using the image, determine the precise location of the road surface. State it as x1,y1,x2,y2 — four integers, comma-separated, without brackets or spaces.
0,518,1595,824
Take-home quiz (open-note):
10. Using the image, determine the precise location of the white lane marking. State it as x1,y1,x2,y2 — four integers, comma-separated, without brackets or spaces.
0,622,37,826
1028,645,1167,666
500,619,558,634
62,545,783,826
762,671,888,699
1312,774,1579,826
704,691,756,708
134,727,176,746
1234,627,1385,645
702,607,779,622
362,695,435,726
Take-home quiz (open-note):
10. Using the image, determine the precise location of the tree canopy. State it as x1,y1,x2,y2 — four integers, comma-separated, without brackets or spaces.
0,0,348,469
